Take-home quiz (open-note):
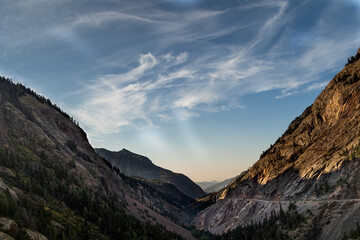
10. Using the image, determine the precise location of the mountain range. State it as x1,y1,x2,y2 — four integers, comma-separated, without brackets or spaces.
197,177,237,194
0,48,359,239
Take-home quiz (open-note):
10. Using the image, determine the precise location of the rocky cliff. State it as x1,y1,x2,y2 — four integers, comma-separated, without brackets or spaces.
194,48,360,240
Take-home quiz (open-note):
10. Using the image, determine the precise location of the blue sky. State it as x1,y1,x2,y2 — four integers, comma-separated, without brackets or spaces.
1,0,360,181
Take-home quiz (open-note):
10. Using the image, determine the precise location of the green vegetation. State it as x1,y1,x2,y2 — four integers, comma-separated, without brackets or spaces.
190,228,213,240
260,144,274,159
314,180,333,197
342,222,360,240
339,149,349,157
345,52,360,66
0,76,79,127
65,140,77,152
340,141,360,163
192,203,306,240
0,146,184,239
0,76,188,239
216,203,305,240
350,141,360,160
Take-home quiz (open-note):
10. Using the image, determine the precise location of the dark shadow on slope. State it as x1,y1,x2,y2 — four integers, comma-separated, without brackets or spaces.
198,157,360,205
95,148,206,199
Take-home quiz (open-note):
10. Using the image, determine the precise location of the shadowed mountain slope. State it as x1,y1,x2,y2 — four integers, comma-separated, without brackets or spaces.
0,77,199,239
95,148,205,199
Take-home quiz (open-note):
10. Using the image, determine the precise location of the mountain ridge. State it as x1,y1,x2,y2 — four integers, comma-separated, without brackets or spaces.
197,176,237,193
194,48,360,239
95,148,206,199
0,77,198,239
1,48,359,239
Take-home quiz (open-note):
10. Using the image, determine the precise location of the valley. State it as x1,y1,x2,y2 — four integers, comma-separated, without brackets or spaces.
0,49,359,239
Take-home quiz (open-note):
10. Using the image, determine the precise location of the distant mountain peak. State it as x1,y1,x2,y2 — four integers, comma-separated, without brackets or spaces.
96,148,205,199
120,148,131,153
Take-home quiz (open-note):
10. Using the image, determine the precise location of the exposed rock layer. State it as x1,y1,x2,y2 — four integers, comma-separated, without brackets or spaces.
194,48,360,239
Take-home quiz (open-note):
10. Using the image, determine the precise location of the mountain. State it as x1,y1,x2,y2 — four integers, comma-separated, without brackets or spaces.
194,49,360,239
3,48,359,239
0,77,200,240
196,181,220,191
197,176,237,193
134,177,195,210
95,148,205,199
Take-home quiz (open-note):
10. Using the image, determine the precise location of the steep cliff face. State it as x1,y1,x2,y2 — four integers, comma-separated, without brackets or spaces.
241,49,360,186
194,49,360,239
96,148,206,199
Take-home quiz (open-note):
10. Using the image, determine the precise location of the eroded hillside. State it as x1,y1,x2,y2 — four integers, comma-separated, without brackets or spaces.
194,49,360,239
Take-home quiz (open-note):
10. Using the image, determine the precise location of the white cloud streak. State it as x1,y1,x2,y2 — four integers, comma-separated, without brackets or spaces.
72,11,157,27
2,0,360,137
71,0,360,135
72,52,194,134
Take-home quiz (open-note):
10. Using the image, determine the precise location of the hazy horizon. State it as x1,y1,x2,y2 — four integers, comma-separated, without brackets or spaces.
1,0,360,181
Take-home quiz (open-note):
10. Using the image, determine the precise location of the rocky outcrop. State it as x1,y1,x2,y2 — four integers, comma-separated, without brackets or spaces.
0,232,15,240
194,48,360,239
0,218,17,239
23,229,48,240
0,179,18,201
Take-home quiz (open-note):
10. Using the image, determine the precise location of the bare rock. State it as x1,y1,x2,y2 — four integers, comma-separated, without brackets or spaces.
0,218,17,238
0,179,18,201
194,48,360,239
0,232,15,240
23,229,48,240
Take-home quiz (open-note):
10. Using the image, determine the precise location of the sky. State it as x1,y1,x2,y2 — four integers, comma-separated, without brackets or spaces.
1,0,360,182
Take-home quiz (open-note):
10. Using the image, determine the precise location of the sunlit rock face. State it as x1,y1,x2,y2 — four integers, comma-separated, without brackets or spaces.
194,49,360,239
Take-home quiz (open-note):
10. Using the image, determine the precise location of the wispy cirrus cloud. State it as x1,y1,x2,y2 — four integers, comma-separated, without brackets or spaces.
69,0,360,136
72,52,193,134
2,0,360,181
97,53,158,87
71,11,158,27
1,0,360,138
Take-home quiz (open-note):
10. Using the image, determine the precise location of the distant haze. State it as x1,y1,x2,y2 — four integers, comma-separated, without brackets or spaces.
1,0,359,181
